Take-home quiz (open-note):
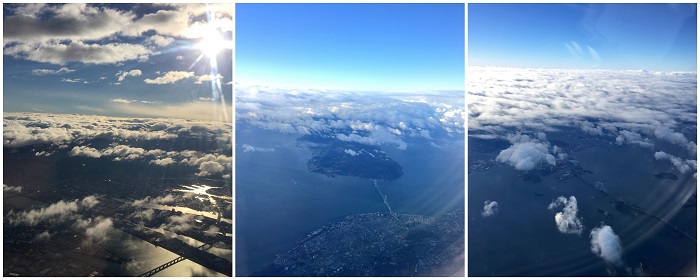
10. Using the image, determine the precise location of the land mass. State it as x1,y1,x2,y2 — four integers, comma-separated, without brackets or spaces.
251,209,463,277
299,135,403,180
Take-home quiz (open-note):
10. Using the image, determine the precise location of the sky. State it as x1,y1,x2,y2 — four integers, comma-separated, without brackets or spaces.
469,4,697,72
236,3,465,91
3,3,233,121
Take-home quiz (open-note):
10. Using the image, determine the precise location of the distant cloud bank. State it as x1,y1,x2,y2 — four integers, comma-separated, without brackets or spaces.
236,85,464,150
469,66,696,176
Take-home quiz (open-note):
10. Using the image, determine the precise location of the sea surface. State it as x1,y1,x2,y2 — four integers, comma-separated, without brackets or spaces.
468,143,696,276
236,124,465,276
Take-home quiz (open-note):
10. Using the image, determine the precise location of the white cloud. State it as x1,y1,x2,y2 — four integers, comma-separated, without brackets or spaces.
163,213,195,232
3,184,23,193
590,224,623,265
615,130,653,148
146,35,175,47
482,200,499,217
68,146,101,158
144,71,195,84
130,209,155,221
547,196,583,235
196,161,225,177
195,74,223,84
496,141,556,171
116,69,142,82
4,112,232,179
241,144,274,152
7,195,99,226
236,85,464,150
31,67,74,75
4,4,232,65
76,216,113,245
61,78,83,83
6,41,151,65
469,67,696,176
468,67,695,149
4,4,133,43
150,158,176,166
654,126,696,155
34,230,52,241
344,149,358,156
654,151,695,174
102,144,146,160
81,195,100,208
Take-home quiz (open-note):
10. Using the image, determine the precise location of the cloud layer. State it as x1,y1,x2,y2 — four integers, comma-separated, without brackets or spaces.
469,67,696,175
4,112,232,179
236,85,464,150
4,4,232,65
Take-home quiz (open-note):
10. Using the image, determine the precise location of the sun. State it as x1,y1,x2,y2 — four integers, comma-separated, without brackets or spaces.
195,29,226,58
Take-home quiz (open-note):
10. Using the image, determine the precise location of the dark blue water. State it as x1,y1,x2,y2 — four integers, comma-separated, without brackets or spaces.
236,125,464,276
468,144,696,276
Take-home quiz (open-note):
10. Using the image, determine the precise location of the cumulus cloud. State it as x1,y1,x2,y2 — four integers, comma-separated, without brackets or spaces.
153,194,176,204
3,184,23,193
75,216,113,245
68,146,101,158
547,196,583,235
34,230,52,241
6,41,151,65
81,195,100,208
7,195,99,226
116,69,142,82
344,149,358,156
150,158,176,166
654,151,695,174
144,71,195,84
496,141,556,171
579,120,604,136
31,67,74,75
615,130,653,148
654,127,696,155
196,161,225,177
163,213,195,233
131,194,177,208
130,209,155,221
146,34,174,47
482,200,499,217
590,224,623,265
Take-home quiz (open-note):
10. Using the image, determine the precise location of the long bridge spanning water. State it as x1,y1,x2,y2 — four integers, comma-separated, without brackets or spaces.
570,166,696,243
138,244,211,277
371,179,397,219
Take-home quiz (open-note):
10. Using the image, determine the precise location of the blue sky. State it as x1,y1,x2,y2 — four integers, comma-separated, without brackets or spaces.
469,4,697,71
3,4,232,120
236,4,465,91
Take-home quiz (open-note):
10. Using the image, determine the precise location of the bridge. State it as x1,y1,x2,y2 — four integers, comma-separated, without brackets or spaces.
572,166,697,243
371,179,398,219
138,244,210,277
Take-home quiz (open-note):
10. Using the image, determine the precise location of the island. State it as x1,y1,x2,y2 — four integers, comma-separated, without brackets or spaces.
299,135,403,180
